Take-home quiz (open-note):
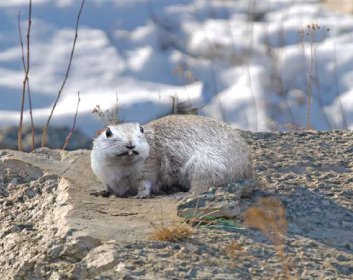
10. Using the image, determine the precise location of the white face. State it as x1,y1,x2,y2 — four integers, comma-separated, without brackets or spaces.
94,123,150,164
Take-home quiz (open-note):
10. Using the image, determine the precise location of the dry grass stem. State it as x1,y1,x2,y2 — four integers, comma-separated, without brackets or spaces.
188,209,223,228
17,0,34,151
298,23,330,130
42,0,86,147
332,44,348,129
180,197,224,228
244,0,258,131
189,2,226,121
91,101,120,125
62,91,81,150
25,81,35,150
243,197,291,279
149,222,194,242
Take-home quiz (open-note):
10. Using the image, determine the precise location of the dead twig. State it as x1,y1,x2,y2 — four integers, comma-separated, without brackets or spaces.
42,0,86,147
299,24,322,130
332,43,348,129
62,91,81,150
17,0,34,151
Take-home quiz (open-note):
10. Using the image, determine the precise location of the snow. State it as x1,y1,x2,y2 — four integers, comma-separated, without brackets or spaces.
1,0,353,139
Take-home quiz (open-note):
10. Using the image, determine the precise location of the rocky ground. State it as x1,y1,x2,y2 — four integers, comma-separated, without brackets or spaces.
0,130,353,279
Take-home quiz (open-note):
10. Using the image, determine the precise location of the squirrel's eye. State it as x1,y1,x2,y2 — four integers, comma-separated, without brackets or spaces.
105,128,113,138
139,125,144,133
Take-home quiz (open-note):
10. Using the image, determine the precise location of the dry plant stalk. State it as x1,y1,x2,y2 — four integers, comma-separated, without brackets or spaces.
92,105,106,120
298,24,330,130
332,43,348,129
18,0,34,151
243,197,291,279
149,222,194,242
148,199,207,242
173,62,196,84
177,197,225,229
264,9,297,127
91,95,120,125
184,209,224,229
42,0,86,147
62,91,81,150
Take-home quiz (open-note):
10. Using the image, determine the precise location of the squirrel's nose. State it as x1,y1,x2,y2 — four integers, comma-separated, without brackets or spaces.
126,144,135,150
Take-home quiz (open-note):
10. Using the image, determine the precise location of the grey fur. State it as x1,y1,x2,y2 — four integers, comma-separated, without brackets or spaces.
91,115,253,198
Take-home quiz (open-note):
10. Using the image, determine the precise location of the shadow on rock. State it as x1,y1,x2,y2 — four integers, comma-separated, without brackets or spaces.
280,186,353,253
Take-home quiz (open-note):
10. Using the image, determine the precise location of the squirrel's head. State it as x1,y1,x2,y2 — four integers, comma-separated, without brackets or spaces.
93,123,150,164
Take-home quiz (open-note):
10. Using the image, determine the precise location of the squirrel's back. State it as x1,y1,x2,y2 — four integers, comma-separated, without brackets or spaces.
144,115,253,193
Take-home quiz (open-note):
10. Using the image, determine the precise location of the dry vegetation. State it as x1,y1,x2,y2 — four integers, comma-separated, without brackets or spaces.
149,196,294,278
17,0,86,151
243,197,291,279
298,24,331,129
149,222,195,242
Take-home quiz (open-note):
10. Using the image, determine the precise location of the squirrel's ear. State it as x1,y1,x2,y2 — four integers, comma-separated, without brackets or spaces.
96,127,107,136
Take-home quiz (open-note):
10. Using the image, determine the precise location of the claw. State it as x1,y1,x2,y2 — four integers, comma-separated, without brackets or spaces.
90,190,111,197
134,191,151,199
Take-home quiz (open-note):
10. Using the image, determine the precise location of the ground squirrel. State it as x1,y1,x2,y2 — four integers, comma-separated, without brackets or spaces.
91,114,252,198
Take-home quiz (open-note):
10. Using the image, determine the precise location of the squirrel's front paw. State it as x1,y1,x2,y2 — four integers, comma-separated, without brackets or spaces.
134,191,151,199
134,180,152,199
90,189,111,197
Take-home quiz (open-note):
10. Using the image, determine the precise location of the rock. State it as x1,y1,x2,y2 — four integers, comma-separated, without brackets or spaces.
60,236,102,261
74,244,118,278
0,188,9,197
115,262,127,272
84,244,118,270
25,188,37,198
177,179,256,219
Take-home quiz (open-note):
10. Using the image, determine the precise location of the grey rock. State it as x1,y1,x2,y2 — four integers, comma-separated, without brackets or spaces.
79,244,119,277
177,179,256,219
25,188,37,198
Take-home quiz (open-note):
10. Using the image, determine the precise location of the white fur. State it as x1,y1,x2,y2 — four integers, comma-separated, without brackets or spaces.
91,123,150,197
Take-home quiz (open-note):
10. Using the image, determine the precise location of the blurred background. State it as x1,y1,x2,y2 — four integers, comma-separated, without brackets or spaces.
0,0,353,149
